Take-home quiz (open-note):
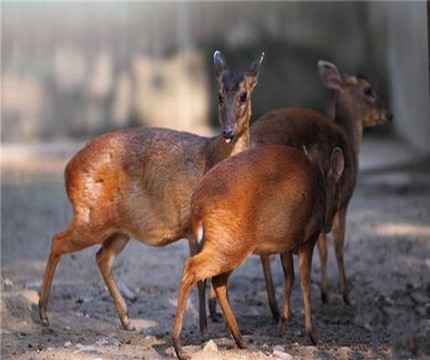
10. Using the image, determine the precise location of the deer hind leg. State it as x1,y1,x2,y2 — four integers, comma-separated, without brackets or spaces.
261,254,280,321
317,232,329,303
298,242,317,344
172,258,196,360
208,282,219,322
172,252,222,360
39,222,111,327
212,271,245,349
278,252,294,336
95,234,131,329
172,244,246,359
188,238,209,338
332,208,350,304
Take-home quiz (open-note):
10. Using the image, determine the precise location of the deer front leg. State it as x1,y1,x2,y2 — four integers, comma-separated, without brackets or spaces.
96,234,132,330
298,243,317,344
261,254,280,321
317,232,329,303
332,208,350,304
278,252,294,336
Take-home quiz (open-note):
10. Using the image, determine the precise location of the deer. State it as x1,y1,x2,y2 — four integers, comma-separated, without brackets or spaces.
38,50,264,332
246,60,393,322
172,144,345,360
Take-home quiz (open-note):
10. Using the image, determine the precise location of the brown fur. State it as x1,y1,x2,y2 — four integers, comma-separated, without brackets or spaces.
38,51,264,331
250,61,392,321
172,145,344,359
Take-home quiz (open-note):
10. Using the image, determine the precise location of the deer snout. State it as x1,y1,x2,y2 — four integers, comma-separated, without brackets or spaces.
222,126,236,143
378,105,393,124
379,108,393,125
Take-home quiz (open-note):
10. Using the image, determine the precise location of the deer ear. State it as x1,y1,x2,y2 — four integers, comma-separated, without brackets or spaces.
330,147,344,182
247,51,265,83
318,60,343,91
214,50,228,77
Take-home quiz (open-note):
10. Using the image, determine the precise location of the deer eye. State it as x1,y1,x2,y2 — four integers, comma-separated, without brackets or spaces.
364,86,373,97
218,94,223,104
239,92,247,103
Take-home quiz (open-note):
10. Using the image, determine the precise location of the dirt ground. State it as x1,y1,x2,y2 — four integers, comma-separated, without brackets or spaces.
1,137,430,360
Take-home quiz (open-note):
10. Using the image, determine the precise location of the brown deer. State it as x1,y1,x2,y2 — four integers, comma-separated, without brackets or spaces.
248,60,392,322
38,50,264,331
172,144,345,359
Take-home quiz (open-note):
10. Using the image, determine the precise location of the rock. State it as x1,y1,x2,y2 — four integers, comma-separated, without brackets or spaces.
64,341,72,348
203,339,218,352
273,345,293,360
261,343,270,351
75,343,96,352
4,278,14,288
144,335,157,342
337,346,353,358
96,333,120,347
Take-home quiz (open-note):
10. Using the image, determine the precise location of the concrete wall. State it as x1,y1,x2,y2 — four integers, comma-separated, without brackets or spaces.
369,2,430,154
2,2,429,154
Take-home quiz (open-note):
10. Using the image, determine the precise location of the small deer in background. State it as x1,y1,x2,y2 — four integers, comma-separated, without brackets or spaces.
248,60,392,322
172,144,344,360
38,50,264,332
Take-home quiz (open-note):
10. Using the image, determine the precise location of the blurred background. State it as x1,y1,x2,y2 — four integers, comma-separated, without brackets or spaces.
1,5,430,359
2,1,429,153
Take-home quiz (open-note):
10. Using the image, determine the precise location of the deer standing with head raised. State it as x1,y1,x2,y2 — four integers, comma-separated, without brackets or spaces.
249,60,392,321
38,50,264,332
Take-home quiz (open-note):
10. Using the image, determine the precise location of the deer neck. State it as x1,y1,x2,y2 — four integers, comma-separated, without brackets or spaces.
334,95,363,157
207,127,250,171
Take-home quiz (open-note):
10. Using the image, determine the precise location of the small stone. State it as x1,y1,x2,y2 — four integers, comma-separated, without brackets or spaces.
261,343,270,350
203,339,218,352
144,335,157,342
64,341,72,348
4,278,14,287
96,333,120,347
75,343,97,352
164,346,176,357
273,345,293,360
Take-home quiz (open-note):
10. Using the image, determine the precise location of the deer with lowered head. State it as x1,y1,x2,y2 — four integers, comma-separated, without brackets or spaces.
38,50,264,332
248,60,393,322
172,143,345,359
